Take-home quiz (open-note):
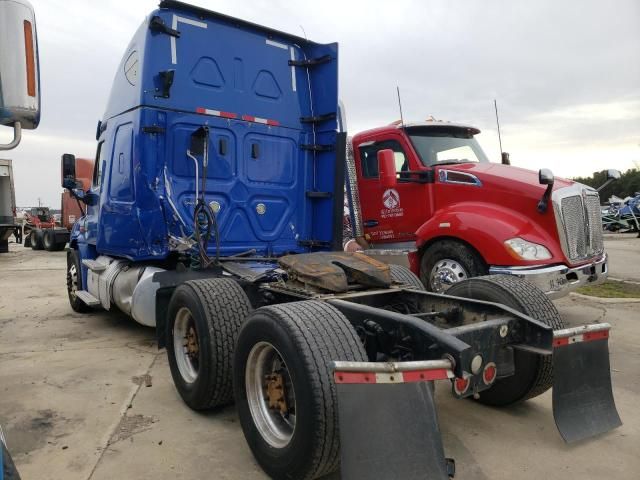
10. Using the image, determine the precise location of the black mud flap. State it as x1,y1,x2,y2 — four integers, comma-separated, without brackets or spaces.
334,361,454,480
552,325,622,443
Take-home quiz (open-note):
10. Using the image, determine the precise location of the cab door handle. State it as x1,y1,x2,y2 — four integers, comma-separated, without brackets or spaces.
363,220,379,227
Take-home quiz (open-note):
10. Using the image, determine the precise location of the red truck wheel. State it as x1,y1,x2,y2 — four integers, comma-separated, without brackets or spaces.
420,240,486,292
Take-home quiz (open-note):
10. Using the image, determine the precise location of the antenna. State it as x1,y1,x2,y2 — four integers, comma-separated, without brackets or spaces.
494,99,503,153
397,86,405,127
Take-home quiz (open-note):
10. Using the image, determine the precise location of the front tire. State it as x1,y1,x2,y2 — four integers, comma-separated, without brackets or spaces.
420,240,486,292
447,275,565,405
166,278,252,410
67,249,91,313
234,301,366,480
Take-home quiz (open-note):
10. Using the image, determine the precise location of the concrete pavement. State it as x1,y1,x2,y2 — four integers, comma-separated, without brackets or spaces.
0,241,638,479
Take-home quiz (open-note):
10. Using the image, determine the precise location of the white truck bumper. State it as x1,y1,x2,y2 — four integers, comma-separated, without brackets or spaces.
489,253,608,299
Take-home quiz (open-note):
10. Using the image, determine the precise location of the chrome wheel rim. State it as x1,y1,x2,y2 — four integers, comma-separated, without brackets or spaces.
68,263,79,300
429,258,469,293
245,341,296,448
173,307,199,383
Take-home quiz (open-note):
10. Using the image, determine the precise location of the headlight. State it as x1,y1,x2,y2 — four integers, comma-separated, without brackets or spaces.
504,238,552,260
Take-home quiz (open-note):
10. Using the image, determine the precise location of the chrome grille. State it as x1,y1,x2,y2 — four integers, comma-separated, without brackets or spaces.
556,188,604,262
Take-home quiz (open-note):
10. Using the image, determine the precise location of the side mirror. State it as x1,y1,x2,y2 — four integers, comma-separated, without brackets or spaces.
0,0,40,151
539,168,555,186
61,153,77,189
607,169,621,180
501,152,510,165
537,168,554,213
597,168,621,192
378,149,397,189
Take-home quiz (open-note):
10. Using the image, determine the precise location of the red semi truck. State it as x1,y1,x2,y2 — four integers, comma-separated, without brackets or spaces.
348,120,609,298
22,157,93,251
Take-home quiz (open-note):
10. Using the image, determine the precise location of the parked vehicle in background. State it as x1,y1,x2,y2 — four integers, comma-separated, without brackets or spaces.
602,192,640,233
347,120,611,298
0,159,18,253
0,0,39,475
59,3,620,479
21,206,69,250
60,156,93,230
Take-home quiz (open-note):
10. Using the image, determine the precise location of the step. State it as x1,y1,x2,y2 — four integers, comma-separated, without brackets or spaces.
75,290,101,307
82,259,107,272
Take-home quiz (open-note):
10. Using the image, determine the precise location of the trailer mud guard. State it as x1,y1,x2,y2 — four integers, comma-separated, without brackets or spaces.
552,323,622,443
334,360,455,480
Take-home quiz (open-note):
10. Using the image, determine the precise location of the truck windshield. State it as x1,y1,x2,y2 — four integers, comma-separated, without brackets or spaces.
407,129,489,166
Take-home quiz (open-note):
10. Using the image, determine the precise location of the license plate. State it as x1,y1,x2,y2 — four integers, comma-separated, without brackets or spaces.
549,277,568,290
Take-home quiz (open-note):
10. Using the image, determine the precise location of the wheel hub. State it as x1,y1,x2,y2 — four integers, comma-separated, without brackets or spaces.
68,263,78,300
246,342,296,448
429,259,469,293
265,372,289,415
173,307,200,383
184,326,199,361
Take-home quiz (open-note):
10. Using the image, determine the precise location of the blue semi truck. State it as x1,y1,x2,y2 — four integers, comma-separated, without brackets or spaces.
56,2,620,479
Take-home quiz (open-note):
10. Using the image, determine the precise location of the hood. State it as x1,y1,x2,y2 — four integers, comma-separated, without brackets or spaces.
437,162,575,197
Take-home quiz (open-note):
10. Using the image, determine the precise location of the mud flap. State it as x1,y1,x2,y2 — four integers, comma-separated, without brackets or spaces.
334,361,454,480
552,324,622,443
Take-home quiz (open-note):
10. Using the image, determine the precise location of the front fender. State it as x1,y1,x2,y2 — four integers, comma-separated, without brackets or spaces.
415,202,564,266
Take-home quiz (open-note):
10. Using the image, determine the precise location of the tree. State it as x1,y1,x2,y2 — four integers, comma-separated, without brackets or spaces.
573,168,640,203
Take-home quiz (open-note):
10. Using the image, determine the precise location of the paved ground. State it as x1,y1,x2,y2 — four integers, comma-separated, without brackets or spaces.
604,233,640,282
0,239,638,479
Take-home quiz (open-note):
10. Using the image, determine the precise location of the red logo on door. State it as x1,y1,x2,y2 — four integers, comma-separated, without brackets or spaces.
382,188,400,209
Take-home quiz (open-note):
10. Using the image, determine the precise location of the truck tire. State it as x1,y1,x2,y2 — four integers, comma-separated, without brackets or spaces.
67,249,91,313
23,232,31,248
43,229,67,251
30,228,44,250
166,278,252,411
389,264,425,290
43,229,55,251
0,239,8,253
446,274,565,406
421,239,487,293
234,301,367,480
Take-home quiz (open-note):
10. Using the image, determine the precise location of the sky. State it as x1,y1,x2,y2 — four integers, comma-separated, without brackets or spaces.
2,0,639,207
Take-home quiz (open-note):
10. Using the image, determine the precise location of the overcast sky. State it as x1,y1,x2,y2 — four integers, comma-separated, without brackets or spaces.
2,0,639,207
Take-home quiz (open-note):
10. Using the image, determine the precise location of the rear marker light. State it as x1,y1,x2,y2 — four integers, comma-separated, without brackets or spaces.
23,20,36,97
453,377,470,395
482,362,497,385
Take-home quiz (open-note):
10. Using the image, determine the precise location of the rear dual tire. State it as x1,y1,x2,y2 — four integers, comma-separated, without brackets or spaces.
30,229,44,250
234,301,366,480
166,278,252,410
43,229,66,251
447,274,565,405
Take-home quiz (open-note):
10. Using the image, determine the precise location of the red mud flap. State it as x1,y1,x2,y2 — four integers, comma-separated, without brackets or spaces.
552,323,622,443
333,360,455,480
